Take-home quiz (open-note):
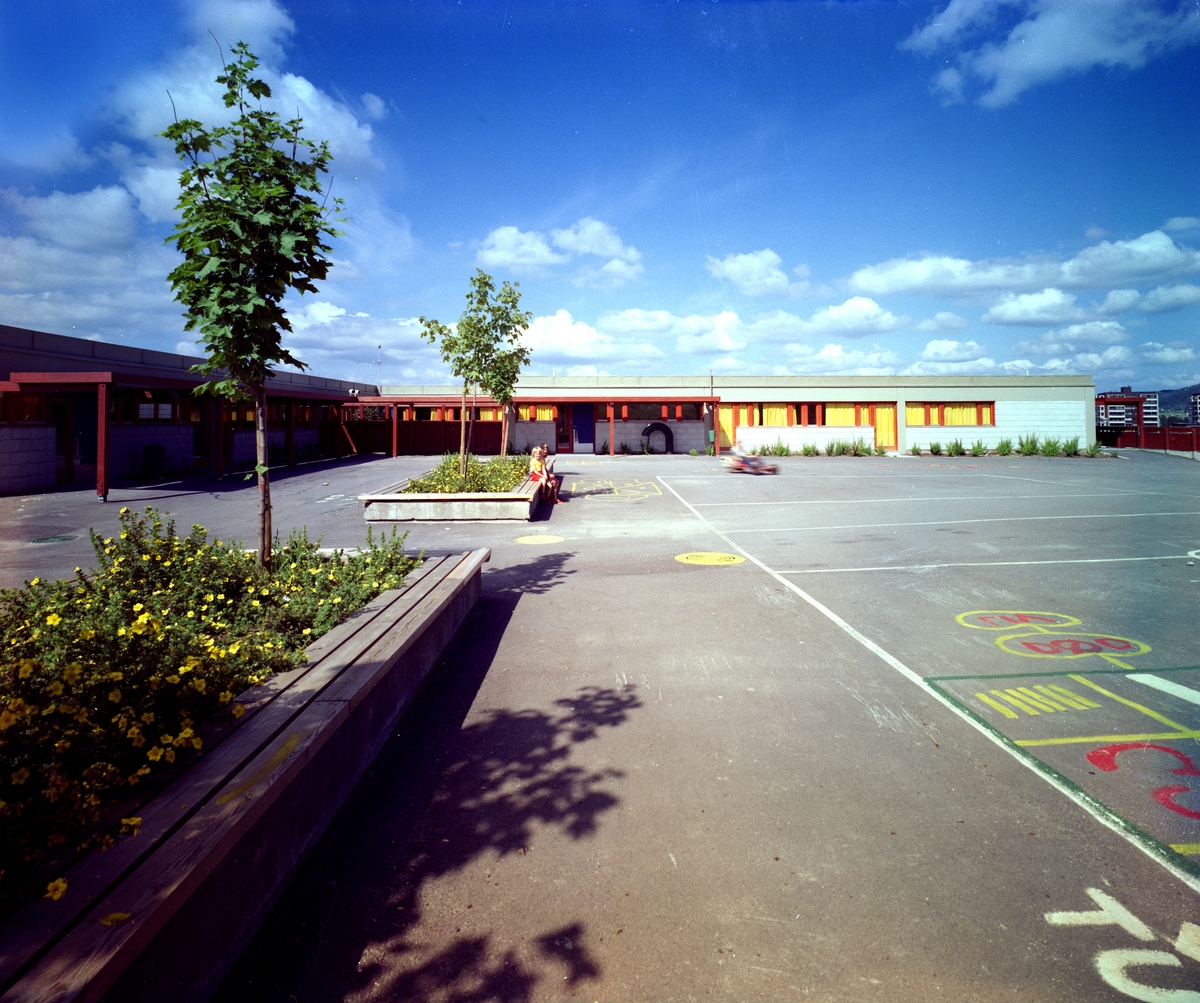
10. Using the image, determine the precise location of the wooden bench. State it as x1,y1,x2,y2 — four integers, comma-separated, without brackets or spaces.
0,549,489,1003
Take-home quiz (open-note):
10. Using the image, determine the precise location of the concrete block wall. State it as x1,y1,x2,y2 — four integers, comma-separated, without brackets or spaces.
109,424,195,479
737,425,877,452
904,400,1089,451
0,426,56,494
509,420,557,454
595,420,709,454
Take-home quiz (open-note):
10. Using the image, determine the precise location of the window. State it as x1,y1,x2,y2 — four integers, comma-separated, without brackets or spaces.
906,402,994,426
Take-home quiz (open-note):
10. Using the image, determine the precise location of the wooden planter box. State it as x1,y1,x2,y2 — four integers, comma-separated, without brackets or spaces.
359,475,540,522
0,549,490,1003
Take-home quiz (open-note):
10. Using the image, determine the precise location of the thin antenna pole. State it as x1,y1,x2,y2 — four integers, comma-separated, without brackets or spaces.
376,345,382,388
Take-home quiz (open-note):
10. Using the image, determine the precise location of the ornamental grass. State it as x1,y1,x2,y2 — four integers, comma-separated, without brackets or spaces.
0,506,416,911
403,452,530,493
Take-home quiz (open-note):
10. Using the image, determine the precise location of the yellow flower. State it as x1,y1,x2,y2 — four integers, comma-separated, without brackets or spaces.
141,712,155,723
108,689,121,703
191,737,203,750
30,577,40,586
132,603,144,612
251,600,260,607
231,704,246,719
205,593,214,602
261,588,270,596
218,690,233,704
216,593,224,600
44,878,68,901
332,597,341,604
18,660,35,679
79,628,95,641
164,749,175,763
160,734,174,745
100,912,131,927
142,554,151,562
120,816,142,835
64,663,82,683
302,628,311,635
147,746,163,761
11,767,31,785
186,610,195,618
178,727,194,740
166,675,181,684
46,681,63,696
192,678,207,693
131,734,145,748
0,711,16,731
45,613,62,626
109,672,123,681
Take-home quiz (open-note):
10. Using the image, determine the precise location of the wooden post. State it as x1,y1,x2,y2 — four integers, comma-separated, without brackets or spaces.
96,382,109,501
609,402,615,455
391,403,398,457
285,399,296,468
937,403,945,426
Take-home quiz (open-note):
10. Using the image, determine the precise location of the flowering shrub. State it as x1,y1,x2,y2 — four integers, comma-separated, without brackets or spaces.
0,507,416,908
403,452,529,493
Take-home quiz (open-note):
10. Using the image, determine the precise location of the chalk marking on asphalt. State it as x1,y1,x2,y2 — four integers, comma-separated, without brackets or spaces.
656,474,1200,895
721,510,1200,535
1173,844,1200,854
1068,676,1191,732
1020,731,1200,748
1129,674,1200,707
981,473,1073,486
692,490,1163,508
774,555,1189,574
669,852,678,869
1044,888,1155,939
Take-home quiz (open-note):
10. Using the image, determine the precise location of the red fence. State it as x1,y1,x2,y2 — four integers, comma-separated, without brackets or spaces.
1101,426,1199,451
324,419,505,456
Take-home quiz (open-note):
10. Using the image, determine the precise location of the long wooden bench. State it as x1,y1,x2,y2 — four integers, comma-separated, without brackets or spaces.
0,548,489,1003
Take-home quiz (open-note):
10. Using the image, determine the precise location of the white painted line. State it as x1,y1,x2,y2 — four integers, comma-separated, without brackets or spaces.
721,510,1200,535
981,473,1073,485
775,555,1190,574
691,490,1163,509
1127,674,1200,707
656,474,1200,896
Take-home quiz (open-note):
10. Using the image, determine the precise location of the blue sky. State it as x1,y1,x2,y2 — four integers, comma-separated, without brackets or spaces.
1,0,1198,392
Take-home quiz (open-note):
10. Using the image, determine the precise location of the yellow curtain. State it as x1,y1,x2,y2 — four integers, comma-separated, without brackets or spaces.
906,403,927,426
718,404,735,447
981,404,993,425
536,405,555,421
873,404,897,448
943,403,976,425
825,403,856,426
761,403,789,426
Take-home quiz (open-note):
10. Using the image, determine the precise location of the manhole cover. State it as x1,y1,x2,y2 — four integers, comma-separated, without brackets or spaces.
674,552,745,566
30,534,79,545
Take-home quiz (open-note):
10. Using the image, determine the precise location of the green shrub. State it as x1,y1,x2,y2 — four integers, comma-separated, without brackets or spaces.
801,443,819,457
929,441,942,455
705,444,715,456
849,438,870,457
996,438,1013,456
873,444,888,456
0,507,416,907
404,452,529,493
768,439,792,456
618,442,636,455
1085,440,1103,457
1062,436,1080,456
826,439,851,456
947,439,965,456
1017,433,1039,456
970,440,986,457
909,443,922,456
1041,437,1062,457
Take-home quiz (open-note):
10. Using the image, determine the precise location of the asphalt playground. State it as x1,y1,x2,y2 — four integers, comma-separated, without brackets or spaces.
4,451,1199,1001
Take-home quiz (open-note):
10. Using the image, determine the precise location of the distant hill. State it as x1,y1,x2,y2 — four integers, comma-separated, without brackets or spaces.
1159,382,1200,417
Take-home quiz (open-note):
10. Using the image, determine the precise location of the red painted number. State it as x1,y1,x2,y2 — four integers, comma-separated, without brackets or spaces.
1086,743,1200,822
1021,637,1134,655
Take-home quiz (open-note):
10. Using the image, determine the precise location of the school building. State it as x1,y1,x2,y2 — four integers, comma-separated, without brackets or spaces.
2,323,1097,498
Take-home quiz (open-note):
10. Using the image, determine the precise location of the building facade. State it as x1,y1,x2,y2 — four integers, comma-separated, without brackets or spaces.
1097,387,1160,428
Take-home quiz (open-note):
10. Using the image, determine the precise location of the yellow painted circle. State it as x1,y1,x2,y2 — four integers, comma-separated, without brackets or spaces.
514,534,565,545
674,552,746,566
956,610,1082,630
994,630,1150,660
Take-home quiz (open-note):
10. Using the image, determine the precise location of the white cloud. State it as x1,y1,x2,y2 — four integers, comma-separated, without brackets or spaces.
706,249,790,296
1085,226,1110,240
476,226,568,271
477,217,642,286
745,298,908,342
1098,288,1141,314
5,186,139,252
361,93,387,120
598,308,745,354
523,309,663,363
1014,320,1128,356
915,311,969,333
709,355,747,372
982,288,1087,325
1141,283,1200,312
921,339,987,362
903,0,1200,107
1140,341,1198,363
850,230,1200,297
781,342,903,376
1163,216,1199,231
1070,345,1135,369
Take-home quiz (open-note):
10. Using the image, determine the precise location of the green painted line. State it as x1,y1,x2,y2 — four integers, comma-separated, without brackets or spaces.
925,680,1200,882
926,664,1200,683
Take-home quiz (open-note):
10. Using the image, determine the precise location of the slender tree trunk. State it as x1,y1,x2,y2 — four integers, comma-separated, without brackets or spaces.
254,388,272,569
459,381,468,478
466,384,477,457
500,403,510,457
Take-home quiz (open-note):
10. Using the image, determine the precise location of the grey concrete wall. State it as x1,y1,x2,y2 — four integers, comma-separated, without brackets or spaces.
0,425,56,494
109,423,194,479
905,400,1090,451
596,420,709,454
737,425,878,452
509,420,557,454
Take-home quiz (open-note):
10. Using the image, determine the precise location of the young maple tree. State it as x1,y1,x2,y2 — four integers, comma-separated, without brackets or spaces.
161,41,343,568
420,270,532,475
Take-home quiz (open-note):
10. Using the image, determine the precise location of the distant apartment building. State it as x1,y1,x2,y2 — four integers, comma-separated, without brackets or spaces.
1096,386,1159,427
1190,393,1200,425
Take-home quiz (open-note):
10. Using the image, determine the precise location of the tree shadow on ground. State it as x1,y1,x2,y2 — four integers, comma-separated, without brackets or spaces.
213,551,634,1003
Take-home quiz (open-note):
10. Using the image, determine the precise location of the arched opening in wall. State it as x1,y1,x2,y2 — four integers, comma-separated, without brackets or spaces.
641,421,674,454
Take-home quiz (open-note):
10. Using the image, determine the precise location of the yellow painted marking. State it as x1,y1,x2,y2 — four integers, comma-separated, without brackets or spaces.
674,552,746,566
216,732,303,806
513,535,565,544
976,692,1019,719
1040,685,1100,709
1100,655,1137,670
1018,730,1200,747
1016,687,1068,711
1171,844,1200,855
568,478,663,501
956,610,1081,630
994,631,1150,660
1068,675,1190,732
994,689,1041,714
